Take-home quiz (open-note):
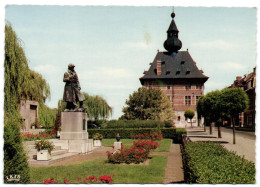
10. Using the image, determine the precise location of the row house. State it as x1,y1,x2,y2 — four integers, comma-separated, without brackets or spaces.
230,67,256,129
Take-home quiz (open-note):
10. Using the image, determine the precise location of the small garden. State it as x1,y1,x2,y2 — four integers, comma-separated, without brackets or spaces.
183,141,255,184
30,132,171,184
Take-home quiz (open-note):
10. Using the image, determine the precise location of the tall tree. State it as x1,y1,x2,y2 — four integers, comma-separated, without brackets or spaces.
221,87,249,144
4,24,51,183
120,87,176,121
202,90,224,138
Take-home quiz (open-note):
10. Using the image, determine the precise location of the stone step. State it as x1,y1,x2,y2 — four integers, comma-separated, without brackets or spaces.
29,152,79,166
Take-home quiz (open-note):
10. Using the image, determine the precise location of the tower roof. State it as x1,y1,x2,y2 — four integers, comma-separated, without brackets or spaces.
163,11,182,53
139,51,208,85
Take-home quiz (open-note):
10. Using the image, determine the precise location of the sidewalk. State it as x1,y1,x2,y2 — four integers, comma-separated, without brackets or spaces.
186,127,255,163
151,143,184,183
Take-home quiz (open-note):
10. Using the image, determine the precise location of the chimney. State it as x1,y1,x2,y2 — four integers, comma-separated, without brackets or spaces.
157,60,162,76
236,76,242,81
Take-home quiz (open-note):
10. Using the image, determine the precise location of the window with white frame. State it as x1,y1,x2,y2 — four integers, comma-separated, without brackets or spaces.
185,96,191,105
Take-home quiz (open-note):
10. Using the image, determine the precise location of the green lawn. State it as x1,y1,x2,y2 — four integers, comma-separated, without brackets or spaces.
30,155,168,183
102,138,172,152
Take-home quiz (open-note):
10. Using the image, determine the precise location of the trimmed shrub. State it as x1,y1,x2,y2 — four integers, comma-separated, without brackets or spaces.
101,120,166,129
4,118,30,183
131,132,163,141
88,128,186,143
183,142,255,184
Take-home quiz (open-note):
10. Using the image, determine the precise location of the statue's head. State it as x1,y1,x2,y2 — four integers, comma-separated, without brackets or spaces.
68,63,75,70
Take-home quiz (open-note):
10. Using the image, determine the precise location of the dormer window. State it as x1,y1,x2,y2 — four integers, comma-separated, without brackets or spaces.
161,61,165,65
154,69,157,74
176,71,180,75
166,71,170,75
181,61,185,65
186,71,190,75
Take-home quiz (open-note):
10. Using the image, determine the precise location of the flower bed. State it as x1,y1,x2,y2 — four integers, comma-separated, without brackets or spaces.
44,175,114,184
20,131,56,141
106,139,158,164
131,132,163,141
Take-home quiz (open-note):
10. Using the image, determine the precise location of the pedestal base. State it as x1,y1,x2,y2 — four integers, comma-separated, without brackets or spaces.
113,142,122,152
60,112,88,140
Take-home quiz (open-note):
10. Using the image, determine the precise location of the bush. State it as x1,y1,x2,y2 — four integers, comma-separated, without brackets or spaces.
88,128,186,143
107,139,158,164
131,132,163,141
183,142,255,184
4,118,30,183
101,120,166,129
35,139,54,154
20,131,56,141
93,133,103,140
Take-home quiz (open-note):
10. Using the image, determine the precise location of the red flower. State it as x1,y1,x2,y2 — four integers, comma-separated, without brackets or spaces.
64,179,71,184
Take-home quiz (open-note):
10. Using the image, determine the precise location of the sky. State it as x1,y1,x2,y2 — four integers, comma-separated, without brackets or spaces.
4,5,257,119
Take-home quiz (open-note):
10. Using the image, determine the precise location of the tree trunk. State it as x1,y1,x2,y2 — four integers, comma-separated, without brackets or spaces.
210,122,213,135
217,122,222,138
190,121,193,128
232,117,236,144
204,119,206,132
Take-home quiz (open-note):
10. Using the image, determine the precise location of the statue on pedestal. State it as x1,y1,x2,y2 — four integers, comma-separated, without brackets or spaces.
63,63,85,112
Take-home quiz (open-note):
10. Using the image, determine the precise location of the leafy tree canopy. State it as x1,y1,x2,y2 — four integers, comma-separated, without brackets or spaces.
184,108,195,120
120,87,176,121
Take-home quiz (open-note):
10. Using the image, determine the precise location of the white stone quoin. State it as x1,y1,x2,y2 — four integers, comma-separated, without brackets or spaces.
37,150,51,161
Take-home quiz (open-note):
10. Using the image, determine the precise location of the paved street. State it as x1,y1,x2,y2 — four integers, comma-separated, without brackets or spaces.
187,126,256,163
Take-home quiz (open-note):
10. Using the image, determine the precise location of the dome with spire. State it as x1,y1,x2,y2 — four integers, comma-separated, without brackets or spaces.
163,11,182,54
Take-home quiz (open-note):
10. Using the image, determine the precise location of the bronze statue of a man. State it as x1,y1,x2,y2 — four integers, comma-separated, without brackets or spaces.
63,63,85,112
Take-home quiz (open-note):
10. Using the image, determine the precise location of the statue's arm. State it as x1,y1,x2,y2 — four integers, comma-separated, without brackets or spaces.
63,72,71,82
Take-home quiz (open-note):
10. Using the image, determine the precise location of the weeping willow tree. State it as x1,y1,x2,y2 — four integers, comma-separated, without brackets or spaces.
4,24,51,183
38,104,57,129
83,92,113,120
56,92,112,121
5,24,50,116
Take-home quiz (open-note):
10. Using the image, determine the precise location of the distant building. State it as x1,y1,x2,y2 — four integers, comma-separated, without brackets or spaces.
139,12,208,127
230,67,256,129
19,100,38,131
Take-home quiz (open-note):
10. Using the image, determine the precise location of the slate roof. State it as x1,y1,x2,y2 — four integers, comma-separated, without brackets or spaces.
140,51,209,85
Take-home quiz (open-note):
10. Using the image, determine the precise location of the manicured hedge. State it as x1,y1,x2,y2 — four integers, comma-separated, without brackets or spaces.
101,120,173,129
88,128,186,143
183,142,255,184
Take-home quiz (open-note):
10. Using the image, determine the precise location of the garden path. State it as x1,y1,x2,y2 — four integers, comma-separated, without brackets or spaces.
151,144,184,184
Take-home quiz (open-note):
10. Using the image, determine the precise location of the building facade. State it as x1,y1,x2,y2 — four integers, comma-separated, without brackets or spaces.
230,67,256,129
139,12,208,127
19,100,39,131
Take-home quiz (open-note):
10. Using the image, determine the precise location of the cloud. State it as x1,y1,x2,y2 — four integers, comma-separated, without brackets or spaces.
124,41,155,50
194,40,236,50
79,67,136,79
217,61,245,71
33,64,61,73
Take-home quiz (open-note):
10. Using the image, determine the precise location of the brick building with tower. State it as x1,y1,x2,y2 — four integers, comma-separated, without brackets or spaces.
139,11,208,127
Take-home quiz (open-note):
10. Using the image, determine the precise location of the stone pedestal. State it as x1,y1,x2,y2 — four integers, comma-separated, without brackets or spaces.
113,142,122,152
60,112,90,153
60,112,88,140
